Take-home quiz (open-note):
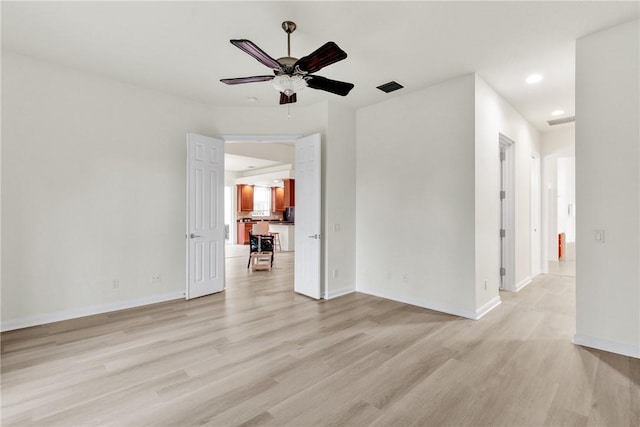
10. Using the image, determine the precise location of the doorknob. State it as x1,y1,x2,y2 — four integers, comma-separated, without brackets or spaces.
307,234,321,239
190,234,201,239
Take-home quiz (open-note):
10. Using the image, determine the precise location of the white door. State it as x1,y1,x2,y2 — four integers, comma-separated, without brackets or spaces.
499,134,515,291
186,133,225,299
530,154,541,276
294,133,322,299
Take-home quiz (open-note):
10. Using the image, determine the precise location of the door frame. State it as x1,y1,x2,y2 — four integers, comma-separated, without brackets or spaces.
499,134,515,291
219,133,324,299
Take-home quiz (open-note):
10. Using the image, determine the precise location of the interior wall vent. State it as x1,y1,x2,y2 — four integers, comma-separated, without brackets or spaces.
376,81,404,93
547,116,576,126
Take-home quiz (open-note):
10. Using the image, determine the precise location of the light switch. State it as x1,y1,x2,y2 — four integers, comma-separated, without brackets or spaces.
334,224,341,232
595,229,605,243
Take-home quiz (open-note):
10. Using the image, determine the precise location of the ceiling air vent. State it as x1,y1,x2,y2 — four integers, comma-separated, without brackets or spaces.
376,81,404,93
547,116,576,126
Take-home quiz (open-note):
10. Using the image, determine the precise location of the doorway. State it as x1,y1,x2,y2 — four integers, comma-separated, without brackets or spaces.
188,133,323,300
223,138,296,276
543,155,576,277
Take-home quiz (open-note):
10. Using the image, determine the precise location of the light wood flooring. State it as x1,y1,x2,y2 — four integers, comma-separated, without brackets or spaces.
2,251,639,426
548,260,576,278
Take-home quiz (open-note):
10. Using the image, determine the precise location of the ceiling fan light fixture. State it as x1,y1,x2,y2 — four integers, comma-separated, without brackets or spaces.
272,74,307,96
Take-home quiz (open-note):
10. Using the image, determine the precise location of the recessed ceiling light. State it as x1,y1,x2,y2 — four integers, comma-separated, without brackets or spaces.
551,110,565,116
247,96,258,102
526,74,543,84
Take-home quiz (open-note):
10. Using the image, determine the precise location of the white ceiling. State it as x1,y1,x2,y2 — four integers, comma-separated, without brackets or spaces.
225,141,295,172
2,2,638,132
224,153,284,172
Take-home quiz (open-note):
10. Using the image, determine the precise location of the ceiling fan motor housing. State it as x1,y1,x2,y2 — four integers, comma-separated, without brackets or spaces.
275,57,300,75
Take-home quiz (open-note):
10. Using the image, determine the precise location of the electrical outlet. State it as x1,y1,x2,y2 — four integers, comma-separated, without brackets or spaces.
112,279,120,289
402,273,409,283
332,269,338,279
152,273,161,283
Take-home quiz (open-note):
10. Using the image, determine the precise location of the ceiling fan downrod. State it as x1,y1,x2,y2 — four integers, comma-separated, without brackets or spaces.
282,21,296,57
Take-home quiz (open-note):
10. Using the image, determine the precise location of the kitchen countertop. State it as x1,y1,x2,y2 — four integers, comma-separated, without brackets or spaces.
238,220,294,225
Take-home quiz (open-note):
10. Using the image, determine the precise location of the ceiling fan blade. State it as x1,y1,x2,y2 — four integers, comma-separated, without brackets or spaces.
295,42,347,74
230,39,282,70
306,75,354,96
279,92,297,105
220,76,275,85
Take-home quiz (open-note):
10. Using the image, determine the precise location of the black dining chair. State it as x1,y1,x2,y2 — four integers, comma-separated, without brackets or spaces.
247,231,275,269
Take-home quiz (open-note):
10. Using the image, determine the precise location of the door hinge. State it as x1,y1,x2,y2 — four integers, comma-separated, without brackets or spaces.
500,267,506,276
500,151,506,161
500,190,506,200
500,229,506,238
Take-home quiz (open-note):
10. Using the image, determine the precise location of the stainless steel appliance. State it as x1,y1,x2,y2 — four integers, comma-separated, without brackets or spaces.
283,207,295,223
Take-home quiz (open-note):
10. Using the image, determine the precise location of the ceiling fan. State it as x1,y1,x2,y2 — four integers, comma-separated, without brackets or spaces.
221,21,354,105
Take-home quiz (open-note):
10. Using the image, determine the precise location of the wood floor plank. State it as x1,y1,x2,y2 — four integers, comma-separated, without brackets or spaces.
587,349,634,426
2,250,639,426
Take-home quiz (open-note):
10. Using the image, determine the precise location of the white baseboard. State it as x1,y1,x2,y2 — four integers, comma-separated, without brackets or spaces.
474,296,502,320
325,286,355,300
356,286,500,320
514,276,532,292
573,333,640,359
1,291,184,332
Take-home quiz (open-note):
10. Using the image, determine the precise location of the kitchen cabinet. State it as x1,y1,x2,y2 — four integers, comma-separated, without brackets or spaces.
284,179,295,207
237,222,253,244
237,184,254,212
271,187,285,212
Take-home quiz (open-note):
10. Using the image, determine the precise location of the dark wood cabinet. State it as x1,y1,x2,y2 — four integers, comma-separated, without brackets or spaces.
284,179,295,207
237,184,254,212
237,223,252,245
271,187,285,212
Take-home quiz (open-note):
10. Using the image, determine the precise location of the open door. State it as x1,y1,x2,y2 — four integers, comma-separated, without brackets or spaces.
294,133,322,299
186,133,225,299
531,153,541,277
499,134,515,291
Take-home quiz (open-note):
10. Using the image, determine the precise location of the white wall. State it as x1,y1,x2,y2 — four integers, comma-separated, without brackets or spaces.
475,76,541,295
2,52,358,329
1,52,215,328
541,126,575,157
325,103,356,298
574,19,640,358
355,73,540,318
356,74,478,317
